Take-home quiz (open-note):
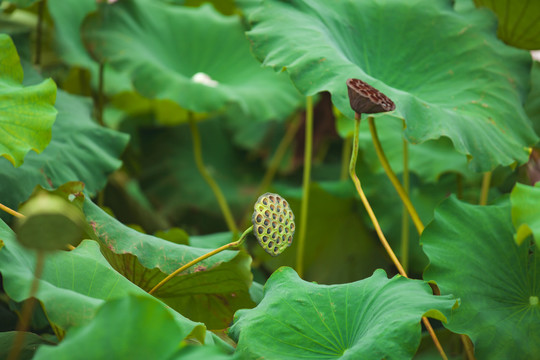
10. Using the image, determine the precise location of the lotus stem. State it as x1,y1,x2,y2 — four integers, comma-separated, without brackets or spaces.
368,117,424,234
8,250,45,360
149,226,253,295
479,171,492,205
340,135,352,181
0,202,24,218
187,112,239,236
350,113,447,360
34,0,45,66
400,120,410,272
296,96,313,278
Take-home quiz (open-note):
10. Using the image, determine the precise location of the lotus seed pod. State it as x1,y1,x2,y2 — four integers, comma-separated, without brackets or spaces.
346,78,395,114
252,193,295,256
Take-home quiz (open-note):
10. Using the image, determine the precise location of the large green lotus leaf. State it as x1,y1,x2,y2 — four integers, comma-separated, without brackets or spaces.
259,181,390,284
0,222,206,342
82,0,302,121
525,61,540,136
511,182,540,249
337,113,474,182
422,196,540,358
33,296,191,360
47,0,132,94
138,117,261,227
84,200,255,330
243,0,537,171
229,267,457,360
0,34,57,167
474,0,540,50
0,66,128,221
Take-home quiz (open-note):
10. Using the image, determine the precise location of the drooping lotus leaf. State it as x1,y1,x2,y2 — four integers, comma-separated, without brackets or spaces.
47,0,132,94
0,64,128,221
82,0,302,121
0,34,57,167
33,296,194,360
511,182,540,249
474,0,540,50
84,200,255,330
242,0,537,171
525,61,540,136
0,221,206,342
229,267,457,360
422,196,540,358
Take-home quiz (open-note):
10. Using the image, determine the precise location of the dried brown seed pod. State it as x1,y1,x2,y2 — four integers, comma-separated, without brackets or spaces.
346,78,395,114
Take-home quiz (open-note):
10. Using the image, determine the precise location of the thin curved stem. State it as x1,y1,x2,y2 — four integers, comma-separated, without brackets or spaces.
0,203,24,218
295,96,313,278
188,113,238,236
461,333,476,360
8,250,45,360
400,121,410,273
34,0,45,66
340,135,352,181
479,171,492,205
149,226,253,295
368,117,424,234
350,113,447,360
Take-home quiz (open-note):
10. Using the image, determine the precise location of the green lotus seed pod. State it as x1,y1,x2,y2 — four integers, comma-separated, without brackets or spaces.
252,193,295,256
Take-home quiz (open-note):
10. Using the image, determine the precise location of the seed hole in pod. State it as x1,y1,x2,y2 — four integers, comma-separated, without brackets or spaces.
268,241,274,248
272,214,277,220
289,211,293,218
269,195,275,203
278,225,283,233
279,215,284,222
262,235,268,242
270,204,275,211
276,197,281,203
256,214,262,223
283,201,288,207
285,228,289,233
274,247,279,253
288,236,293,244
263,198,268,205
285,219,289,225
257,226,264,234
272,232,277,240
277,206,281,213
272,221,277,228
264,219,270,226
291,223,295,231
264,210,270,217
266,228,271,234
282,234,287,242
276,238,281,244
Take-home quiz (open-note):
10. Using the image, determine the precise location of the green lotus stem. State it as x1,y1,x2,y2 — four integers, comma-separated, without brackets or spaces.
456,173,463,200
187,113,239,236
8,250,45,360
96,62,105,127
400,120,410,273
0,202,24,218
350,114,407,276
461,334,476,360
340,135,352,181
296,96,313,278
479,171,492,205
368,117,425,234
34,0,45,66
148,226,253,295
